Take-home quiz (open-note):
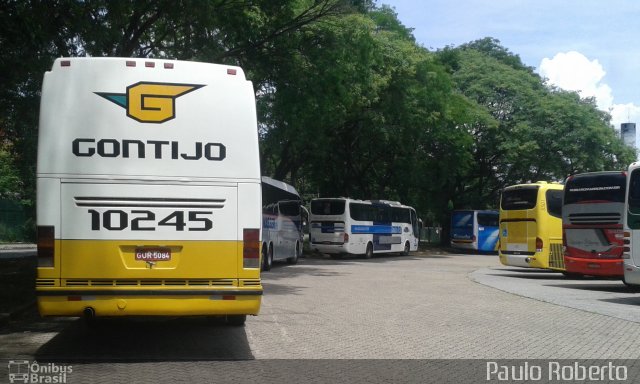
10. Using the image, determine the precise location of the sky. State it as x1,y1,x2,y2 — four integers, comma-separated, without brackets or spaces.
378,0,640,139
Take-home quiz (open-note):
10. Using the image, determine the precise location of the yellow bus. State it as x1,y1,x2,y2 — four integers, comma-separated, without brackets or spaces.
498,181,565,271
35,58,262,325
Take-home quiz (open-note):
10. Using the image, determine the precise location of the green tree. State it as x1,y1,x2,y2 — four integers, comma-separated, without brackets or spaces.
444,38,634,213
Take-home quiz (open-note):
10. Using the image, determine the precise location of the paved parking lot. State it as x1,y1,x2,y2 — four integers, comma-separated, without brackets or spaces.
3,250,640,382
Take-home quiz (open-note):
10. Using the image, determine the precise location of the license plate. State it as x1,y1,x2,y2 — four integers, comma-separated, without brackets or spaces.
135,248,171,261
587,263,601,269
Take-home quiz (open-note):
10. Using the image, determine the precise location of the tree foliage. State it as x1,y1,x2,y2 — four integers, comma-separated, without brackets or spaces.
0,3,635,242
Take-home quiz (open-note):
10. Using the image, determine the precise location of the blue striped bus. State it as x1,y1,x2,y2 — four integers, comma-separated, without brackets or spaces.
309,198,419,258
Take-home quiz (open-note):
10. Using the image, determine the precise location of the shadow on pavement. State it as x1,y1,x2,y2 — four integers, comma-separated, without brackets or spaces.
485,272,566,280
33,316,255,363
600,296,640,306
544,283,640,293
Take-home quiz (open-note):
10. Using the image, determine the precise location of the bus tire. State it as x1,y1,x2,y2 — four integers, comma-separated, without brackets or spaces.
287,242,300,264
364,242,373,259
402,241,410,256
226,315,247,326
262,243,272,271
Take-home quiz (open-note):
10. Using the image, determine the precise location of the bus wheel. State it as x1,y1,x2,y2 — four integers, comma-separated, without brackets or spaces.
226,315,247,326
364,242,373,259
287,242,300,264
402,241,410,256
262,244,272,271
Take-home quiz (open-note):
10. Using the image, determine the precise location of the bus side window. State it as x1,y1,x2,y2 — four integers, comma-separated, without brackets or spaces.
546,190,563,218
628,170,640,229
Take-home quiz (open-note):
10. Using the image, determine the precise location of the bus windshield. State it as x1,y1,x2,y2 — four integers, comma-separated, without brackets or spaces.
564,173,626,204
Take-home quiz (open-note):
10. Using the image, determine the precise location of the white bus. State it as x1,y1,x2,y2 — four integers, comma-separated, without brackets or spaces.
309,198,419,258
623,162,640,284
36,57,262,325
261,176,304,270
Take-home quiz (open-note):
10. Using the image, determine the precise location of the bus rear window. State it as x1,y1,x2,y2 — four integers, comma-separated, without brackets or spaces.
564,173,626,204
311,200,345,215
501,188,538,210
477,213,499,227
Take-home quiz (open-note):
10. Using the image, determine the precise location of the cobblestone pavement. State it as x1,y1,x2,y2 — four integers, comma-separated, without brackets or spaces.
2,251,640,383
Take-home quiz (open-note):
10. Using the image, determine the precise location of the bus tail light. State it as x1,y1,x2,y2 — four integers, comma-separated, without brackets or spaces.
243,228,260,269
624,232,632,259
535,237,543,253
37,226,55,267
343,233,349,244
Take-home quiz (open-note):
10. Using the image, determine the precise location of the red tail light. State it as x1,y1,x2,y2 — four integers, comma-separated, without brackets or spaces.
536,237,543,252
37,226,54,267
343,233,349,244
243,228,260,269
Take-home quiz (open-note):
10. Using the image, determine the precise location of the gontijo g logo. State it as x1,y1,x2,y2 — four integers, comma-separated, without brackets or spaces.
95,82,204,123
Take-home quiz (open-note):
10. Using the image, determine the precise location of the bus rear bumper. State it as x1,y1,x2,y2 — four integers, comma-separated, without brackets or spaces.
623,263,640,285
499,253,541,268
310,243,346,254
451,240,476,250
36,289,262,317
564,256,624,277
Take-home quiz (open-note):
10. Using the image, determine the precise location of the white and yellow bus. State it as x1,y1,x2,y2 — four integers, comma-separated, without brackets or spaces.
36,57,262,325
498,182,565,270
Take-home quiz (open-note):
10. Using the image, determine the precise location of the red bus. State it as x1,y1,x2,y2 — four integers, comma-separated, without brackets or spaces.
562,171,626,279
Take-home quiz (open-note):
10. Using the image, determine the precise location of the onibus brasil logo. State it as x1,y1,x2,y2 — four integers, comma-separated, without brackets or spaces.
7,360,72,383
96,82,205,123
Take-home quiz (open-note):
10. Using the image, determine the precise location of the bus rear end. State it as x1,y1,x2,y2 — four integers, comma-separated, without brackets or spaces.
498,182,564,270
36,58,262,321
451,210,477,250
563,172,625,278
309,198,348,255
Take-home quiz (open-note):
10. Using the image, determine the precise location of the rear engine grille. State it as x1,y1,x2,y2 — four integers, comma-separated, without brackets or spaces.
548,243,565,270
36,279,56,287
569,213,621,225
61,279,237,287
240,279,261,287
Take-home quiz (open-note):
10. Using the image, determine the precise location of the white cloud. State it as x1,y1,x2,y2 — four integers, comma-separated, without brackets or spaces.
611,103,640,136
538,51,640,139
538,51,613,110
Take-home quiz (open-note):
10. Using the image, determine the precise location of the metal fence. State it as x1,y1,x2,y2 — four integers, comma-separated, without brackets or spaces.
420,227,441,243
0,199,26,241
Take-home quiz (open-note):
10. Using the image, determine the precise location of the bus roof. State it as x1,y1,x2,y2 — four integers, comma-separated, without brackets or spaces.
261,176,300,197
503,181,564,191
